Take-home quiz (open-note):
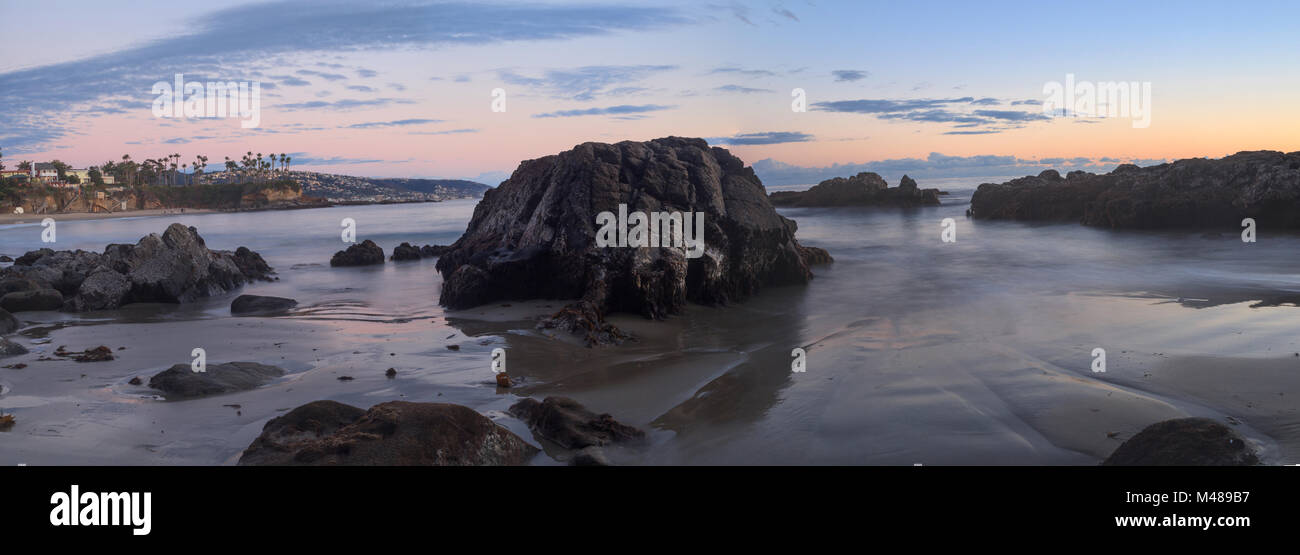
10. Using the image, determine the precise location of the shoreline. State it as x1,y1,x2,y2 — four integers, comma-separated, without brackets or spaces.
0,208,220,225
0,196,482,225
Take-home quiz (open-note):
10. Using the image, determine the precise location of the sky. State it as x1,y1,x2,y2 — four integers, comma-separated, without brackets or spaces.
2,0,1298,186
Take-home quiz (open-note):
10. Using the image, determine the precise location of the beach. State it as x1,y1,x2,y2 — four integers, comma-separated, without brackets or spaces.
0,183,1296,465
0,208,218,226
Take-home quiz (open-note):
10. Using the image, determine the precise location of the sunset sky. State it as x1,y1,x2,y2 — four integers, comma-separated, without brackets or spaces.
2,0,1298,186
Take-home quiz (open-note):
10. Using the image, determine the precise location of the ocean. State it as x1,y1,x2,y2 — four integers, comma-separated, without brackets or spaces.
1,180,1297,465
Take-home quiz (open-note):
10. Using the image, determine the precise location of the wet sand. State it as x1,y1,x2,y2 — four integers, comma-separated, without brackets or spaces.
0,208,217,226
1,193,1298,465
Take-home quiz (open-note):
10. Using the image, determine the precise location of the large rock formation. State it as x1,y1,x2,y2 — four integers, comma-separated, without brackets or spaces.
769,172,941,207
970,151,1300,228
434,137,830,345
0,224,273,312
238,400,539,466
1101,417,1260,466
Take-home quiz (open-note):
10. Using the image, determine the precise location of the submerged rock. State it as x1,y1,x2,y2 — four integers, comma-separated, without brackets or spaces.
238,400,539,466
769,173,941,207
970,151,1300,228
0,224,273,312
148,361,285,399
508,396,645,450
434,137,829,345
390,242,421,261
231,294,298,314
1101,417,1260,466
329,240,385,267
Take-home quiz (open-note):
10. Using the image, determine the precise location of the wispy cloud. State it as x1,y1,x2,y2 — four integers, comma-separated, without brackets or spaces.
344,118,442,129
532,104,673,118
498,65,675,101
707,131,813,145
814,97,1048,133
278,98,415,111
832,70,869,82
714,84,774,94
0,1,688,152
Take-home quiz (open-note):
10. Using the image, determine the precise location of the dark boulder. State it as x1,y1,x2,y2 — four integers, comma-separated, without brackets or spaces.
148,361,285,399
0,307,18,335
970,151,1300,228
68,267,131,311
0,338,28,357
390,242,421,261
238,400,539,466
434,137,829,345
1101,417,1260,466
508,396,645,449
0,288,63,312
0,224,274,311
329,240,384,267
769,172,941,207
231,294,298,314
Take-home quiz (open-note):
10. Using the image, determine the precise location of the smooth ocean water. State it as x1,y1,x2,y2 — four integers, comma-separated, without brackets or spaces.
1,183,1298,465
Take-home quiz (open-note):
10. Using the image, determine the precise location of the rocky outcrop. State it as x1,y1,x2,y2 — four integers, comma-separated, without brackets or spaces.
434,137,829,345
231,294,297,314
0,289,62,312
508,396,645,450
329,240,384,267
970,151,1300,228
390,242,421,261
148,361,285,398
769,173,941,207
1101,417,1260,466
238,400,539,466
0,224,273,312
420,244,452,257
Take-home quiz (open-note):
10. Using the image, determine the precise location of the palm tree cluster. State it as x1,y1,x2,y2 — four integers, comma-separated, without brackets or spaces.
97,151,293,188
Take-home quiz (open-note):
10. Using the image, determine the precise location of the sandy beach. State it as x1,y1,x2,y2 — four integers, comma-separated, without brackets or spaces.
0,208,218,226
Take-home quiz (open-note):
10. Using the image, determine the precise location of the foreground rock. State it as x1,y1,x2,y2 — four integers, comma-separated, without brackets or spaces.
238,400,539,465
970,151,1300,228
770,173,941,207
0,289,63,312
0,338,28,357
329,240,384,266
0,308,18,335
148,362,285,398
0,224,273,312
231,294,298,314
1101,417,1260,466
434,137,829,345
508,396,645,450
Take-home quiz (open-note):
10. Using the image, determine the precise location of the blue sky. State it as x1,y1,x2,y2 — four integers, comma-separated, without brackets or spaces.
2,0,1297,185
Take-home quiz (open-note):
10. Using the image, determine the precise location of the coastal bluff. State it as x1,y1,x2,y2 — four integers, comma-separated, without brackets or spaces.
434,136,831,345
969,150,1300,229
